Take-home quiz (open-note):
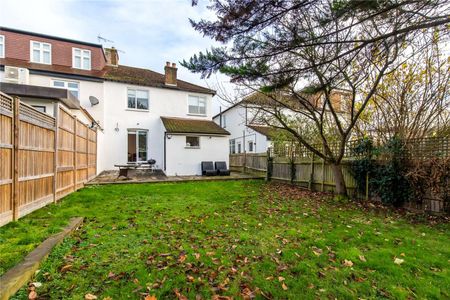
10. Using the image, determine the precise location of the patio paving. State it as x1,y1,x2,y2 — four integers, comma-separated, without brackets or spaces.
86,169,262,185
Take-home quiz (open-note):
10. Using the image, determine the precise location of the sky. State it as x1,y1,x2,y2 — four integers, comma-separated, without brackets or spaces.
0,0,234,114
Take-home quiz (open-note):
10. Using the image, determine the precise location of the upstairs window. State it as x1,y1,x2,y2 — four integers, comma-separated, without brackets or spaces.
0,35,4,58
52,80,79,98
30,41,51,64
188,95,206,115
73,48,91,70
127,89,149,110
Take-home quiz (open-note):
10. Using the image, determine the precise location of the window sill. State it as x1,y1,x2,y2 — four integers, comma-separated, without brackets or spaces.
72,66,92,71
30,61,52,65
126,108,150,112
185,146,200,149
187,113,207,117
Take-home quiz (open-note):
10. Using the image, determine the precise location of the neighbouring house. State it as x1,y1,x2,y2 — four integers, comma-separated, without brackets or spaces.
213,90,351,154
0,26,230,176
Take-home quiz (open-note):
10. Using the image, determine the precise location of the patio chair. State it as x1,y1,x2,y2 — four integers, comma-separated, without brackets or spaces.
201,161,217,176
215,161,231,176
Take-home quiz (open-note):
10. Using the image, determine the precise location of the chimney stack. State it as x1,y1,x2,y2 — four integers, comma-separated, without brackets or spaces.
164,61,177,86
105,47,119,67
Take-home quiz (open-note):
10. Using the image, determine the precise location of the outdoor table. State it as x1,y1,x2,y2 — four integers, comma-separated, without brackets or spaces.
114,163,142,178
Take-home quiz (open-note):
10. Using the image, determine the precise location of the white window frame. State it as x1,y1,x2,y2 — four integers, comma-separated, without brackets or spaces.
52,79,80,99
187,95,207,116
72,48,91,70
127,88,149,111
127,129,148,162
0,35,4,58
185,136,200,149
30,40,51,64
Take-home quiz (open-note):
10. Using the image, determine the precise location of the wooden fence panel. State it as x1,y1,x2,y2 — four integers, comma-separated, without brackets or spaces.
0,95,97,227
17,102,56,218
56,106,75,199
0,93,13,226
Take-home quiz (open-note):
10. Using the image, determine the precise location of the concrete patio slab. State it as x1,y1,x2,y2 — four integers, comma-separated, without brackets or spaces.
86,170,262,185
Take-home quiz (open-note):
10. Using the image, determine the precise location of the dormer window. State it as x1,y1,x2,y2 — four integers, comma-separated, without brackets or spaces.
30,41,51,64
73,48,91,70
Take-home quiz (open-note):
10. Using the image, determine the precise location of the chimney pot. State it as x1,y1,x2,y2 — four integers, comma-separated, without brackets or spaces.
164,61,177,86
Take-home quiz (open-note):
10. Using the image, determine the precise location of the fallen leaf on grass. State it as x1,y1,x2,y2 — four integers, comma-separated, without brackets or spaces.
174,289,188,300
28,290,37,300
343,259,354,267
281,282,288,290
144,295,157,300
394,258,404,265
85,293,97,300
359,255,367,262
60,264,73,272
194,253,201,260
178,253,187,263
312,247,323,256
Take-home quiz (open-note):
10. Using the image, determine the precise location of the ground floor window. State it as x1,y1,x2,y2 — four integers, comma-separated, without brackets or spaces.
128,129,148,162
248,141,254,152
237,142,242,153
230,140,236,154
186,136,200,148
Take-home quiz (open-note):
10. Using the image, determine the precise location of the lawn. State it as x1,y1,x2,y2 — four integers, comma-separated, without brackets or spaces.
1,180,449,299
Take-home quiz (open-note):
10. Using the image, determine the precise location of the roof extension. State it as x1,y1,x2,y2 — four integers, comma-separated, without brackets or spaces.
161,116,230,135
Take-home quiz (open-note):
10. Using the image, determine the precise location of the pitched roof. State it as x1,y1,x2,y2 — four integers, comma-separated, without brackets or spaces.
103,65,215,95
161,117,230,135
247,125,293,140
0,61,215,95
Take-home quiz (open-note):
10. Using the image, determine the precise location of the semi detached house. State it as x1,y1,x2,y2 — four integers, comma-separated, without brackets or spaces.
0,27,230,176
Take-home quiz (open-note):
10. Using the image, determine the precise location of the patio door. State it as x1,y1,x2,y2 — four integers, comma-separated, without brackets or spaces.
128,130,148,162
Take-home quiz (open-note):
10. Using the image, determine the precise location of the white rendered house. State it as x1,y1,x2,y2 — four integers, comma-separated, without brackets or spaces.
0,26,230,176
213,90,350,154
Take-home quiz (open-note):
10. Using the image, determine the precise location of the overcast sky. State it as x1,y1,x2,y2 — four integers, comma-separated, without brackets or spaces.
0,0,234,114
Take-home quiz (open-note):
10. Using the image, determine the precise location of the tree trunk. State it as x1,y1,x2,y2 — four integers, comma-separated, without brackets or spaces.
331,163,347,196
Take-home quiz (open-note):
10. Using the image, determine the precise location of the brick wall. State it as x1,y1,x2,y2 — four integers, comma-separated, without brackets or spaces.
0,29,105,70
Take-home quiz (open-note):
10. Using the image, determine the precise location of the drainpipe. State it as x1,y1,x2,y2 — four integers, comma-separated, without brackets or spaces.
163,132,166,171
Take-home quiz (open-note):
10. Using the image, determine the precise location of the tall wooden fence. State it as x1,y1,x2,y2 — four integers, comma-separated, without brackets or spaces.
231,137,449,213
0,92,97,226
231,153,358,194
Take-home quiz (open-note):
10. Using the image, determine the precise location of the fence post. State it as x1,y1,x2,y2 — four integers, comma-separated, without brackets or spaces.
321,157,325,192
308,153,315,190
266,149,273,182
365,171,369,201
53,103,59,203
290,153,296,184
73,115,77,191
12,97,20,221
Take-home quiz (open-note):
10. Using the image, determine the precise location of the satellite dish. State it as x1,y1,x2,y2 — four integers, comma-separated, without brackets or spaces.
89,96,100,106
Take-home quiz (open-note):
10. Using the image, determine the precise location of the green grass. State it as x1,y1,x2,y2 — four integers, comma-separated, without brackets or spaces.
1,180,449,299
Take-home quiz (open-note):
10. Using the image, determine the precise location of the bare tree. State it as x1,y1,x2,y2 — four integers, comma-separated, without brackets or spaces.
356,39,450,142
